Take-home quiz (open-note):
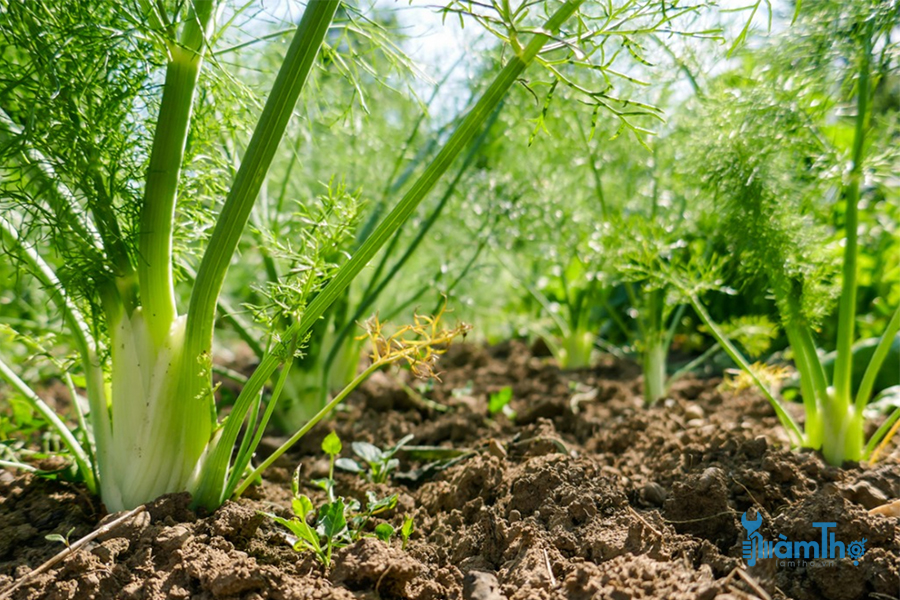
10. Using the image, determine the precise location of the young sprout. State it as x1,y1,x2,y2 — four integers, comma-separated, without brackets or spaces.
488,386,515,419
400,515,415,550
336,435,414,484
45,527,76,549
265,431,401,567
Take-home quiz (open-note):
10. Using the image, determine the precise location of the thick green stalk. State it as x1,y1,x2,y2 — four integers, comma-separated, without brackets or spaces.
832,34,871,407
184,0,338,378
185,1,340,509
206,0,586,507
138,0,216,346
819,35,872,466
643,337,666,405
641,289,668,404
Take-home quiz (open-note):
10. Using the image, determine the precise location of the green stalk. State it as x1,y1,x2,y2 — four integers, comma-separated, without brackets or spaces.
224,336,297,498
667,340,721,388
233,359,384,498
186,1,340,510
643,337,667,404
689,294,804,445
855,306,900,412
642,289,666,404
138,0,216,346
354,63,464,248
184,1,338,380
865,406,900,461
180,261,265,357
832,33,871,409
0,216,109,476
215,0,586,506
819,35,872,465
324,105,501,377
784,321,821,448
0,357,96,493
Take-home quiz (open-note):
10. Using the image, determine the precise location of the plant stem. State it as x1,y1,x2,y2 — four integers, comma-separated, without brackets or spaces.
689,294,804,445
138,2,216,346
0,357,96,493
855,306,900,412
185,0,339,386
832,31,871,407
233,360,384,498
188,1,340,509
643,337,667,405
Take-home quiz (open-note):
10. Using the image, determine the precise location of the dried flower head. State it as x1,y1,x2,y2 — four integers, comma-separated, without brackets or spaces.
357,304,471,380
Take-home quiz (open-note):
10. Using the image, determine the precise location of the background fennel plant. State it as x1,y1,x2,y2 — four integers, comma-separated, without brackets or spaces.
677,1,900,464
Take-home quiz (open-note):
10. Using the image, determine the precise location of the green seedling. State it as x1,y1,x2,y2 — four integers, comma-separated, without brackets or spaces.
45,527,76,549
401,515,415,550
336,434,414,484
267,431,401,566
488,386,516,419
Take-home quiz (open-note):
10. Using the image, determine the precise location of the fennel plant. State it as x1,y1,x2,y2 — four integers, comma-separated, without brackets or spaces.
679,1,900,465
0,0,594,511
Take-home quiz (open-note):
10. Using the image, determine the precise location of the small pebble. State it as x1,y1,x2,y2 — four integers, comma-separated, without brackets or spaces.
870,498,900,517
844,481,889,509
642,481,667,506
487,439,507,459
683,404,705,420
698,467,724,492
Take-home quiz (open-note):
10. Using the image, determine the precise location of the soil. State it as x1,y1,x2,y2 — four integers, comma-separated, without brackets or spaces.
1,340,898,600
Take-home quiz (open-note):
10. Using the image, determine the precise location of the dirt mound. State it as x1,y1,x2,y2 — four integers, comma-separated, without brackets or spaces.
2,340,898,599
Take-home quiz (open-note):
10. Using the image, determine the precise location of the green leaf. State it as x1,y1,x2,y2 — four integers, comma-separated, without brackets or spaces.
292,495,314,519
322,431,342,456
45,534,67,545
387,434,415,456
488,386,513,415
366,491,398,515
400,446,472,460
320,499,348,541
351,441,382,465
267,514,321,554
312,478,333,494
291,466,301,498
401,515,414,549
375,523,394,543
335,457,363,473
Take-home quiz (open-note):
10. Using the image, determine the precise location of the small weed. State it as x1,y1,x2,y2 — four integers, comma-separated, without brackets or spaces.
488,386,516,419
265,432,409,566
45,526,75,548
336,434,414,484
